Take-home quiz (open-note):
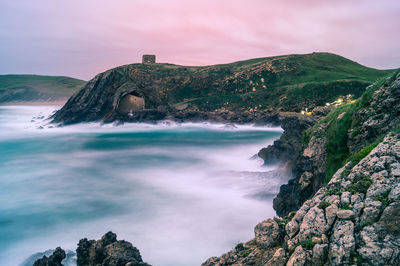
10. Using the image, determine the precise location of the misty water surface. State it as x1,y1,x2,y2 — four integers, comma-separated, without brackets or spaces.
0,106,285,266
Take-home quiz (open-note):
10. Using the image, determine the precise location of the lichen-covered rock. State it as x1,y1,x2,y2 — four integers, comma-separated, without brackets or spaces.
311,244,328,265
266,248,287,266
254,219,281,247
329,220,355,264
286,246,309,266
336,210,355,220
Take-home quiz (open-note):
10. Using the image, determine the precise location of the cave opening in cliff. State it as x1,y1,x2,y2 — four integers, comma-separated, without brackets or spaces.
117,92,145,114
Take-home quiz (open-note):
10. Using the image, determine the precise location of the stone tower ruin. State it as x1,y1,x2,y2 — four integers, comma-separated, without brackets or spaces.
142,54,156,64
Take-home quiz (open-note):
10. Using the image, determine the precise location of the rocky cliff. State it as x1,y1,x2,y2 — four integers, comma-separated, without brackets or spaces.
51,53,389,125
203,132,400,265
273,71,400,217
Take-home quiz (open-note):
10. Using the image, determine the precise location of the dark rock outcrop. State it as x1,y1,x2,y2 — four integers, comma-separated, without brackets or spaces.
258,112,316,168
33,232,150,266
76,232,150,266
33,247,66,266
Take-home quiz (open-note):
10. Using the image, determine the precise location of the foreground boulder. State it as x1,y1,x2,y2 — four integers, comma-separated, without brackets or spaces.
76,231,150,266
33,232,150,266
203,133,400,265
33,247,65,266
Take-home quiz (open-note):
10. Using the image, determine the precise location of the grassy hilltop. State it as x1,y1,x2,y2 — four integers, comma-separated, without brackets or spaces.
0,74,86,103
119,52,393,112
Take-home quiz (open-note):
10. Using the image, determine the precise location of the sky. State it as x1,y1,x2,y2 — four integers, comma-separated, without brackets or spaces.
0,0,399,80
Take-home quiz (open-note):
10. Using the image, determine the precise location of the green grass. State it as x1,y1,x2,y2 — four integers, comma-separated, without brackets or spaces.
345,140,381,166
341,203,353,210
375,192,394,209
0,74,86,103
345,175,372,194
303,70,399,183
113,52,392,112
318,201,331,210
324,103,359,180
301,238,316,250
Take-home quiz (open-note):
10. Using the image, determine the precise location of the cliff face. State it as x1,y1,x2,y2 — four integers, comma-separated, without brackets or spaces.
273,72,400,217
203,133,400,265
52,53,388,125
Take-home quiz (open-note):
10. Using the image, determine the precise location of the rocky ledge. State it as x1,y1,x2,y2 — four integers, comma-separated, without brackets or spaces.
203,133,400,265
33,232,150,266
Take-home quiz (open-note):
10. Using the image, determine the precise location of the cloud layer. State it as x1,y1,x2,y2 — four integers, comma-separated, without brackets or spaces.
0,0,399,80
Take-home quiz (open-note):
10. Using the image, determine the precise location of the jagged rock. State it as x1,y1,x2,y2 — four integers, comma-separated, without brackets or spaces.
33,247,66,266
254,219,280,248
266,248,287,266
286,246,308,266
336,210,355,220
329,220,355,265
258,113,316,169
389,183,400,200
340,191,351,205
273,123,328,217
76,232,150,266
312,244,328,265
379,201,400,236
361,201,382,223
297,206,328,241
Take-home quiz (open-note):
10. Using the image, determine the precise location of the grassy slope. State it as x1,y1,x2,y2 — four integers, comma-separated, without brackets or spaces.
304,69,399,181
120,53,392,111
0,74,86,102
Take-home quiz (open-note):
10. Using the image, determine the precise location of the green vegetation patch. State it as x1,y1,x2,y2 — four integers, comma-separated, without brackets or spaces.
324,183,343,197
318,201,331,210
341,203,353,210
345,139,381,166
301,238,316,250
375,192,394,209
345,175,372,194
304,70,399,184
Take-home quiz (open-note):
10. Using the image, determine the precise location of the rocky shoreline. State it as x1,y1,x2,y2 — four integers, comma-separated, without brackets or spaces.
202,133,400,265
37,58,399,265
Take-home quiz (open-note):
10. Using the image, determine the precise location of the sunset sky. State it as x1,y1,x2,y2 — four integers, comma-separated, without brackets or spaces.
0,0,399,80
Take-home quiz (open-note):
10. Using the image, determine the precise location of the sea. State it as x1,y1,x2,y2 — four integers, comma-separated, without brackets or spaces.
0,105,286,266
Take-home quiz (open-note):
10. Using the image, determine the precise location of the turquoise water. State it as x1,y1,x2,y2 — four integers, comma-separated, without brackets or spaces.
0,106,284,266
